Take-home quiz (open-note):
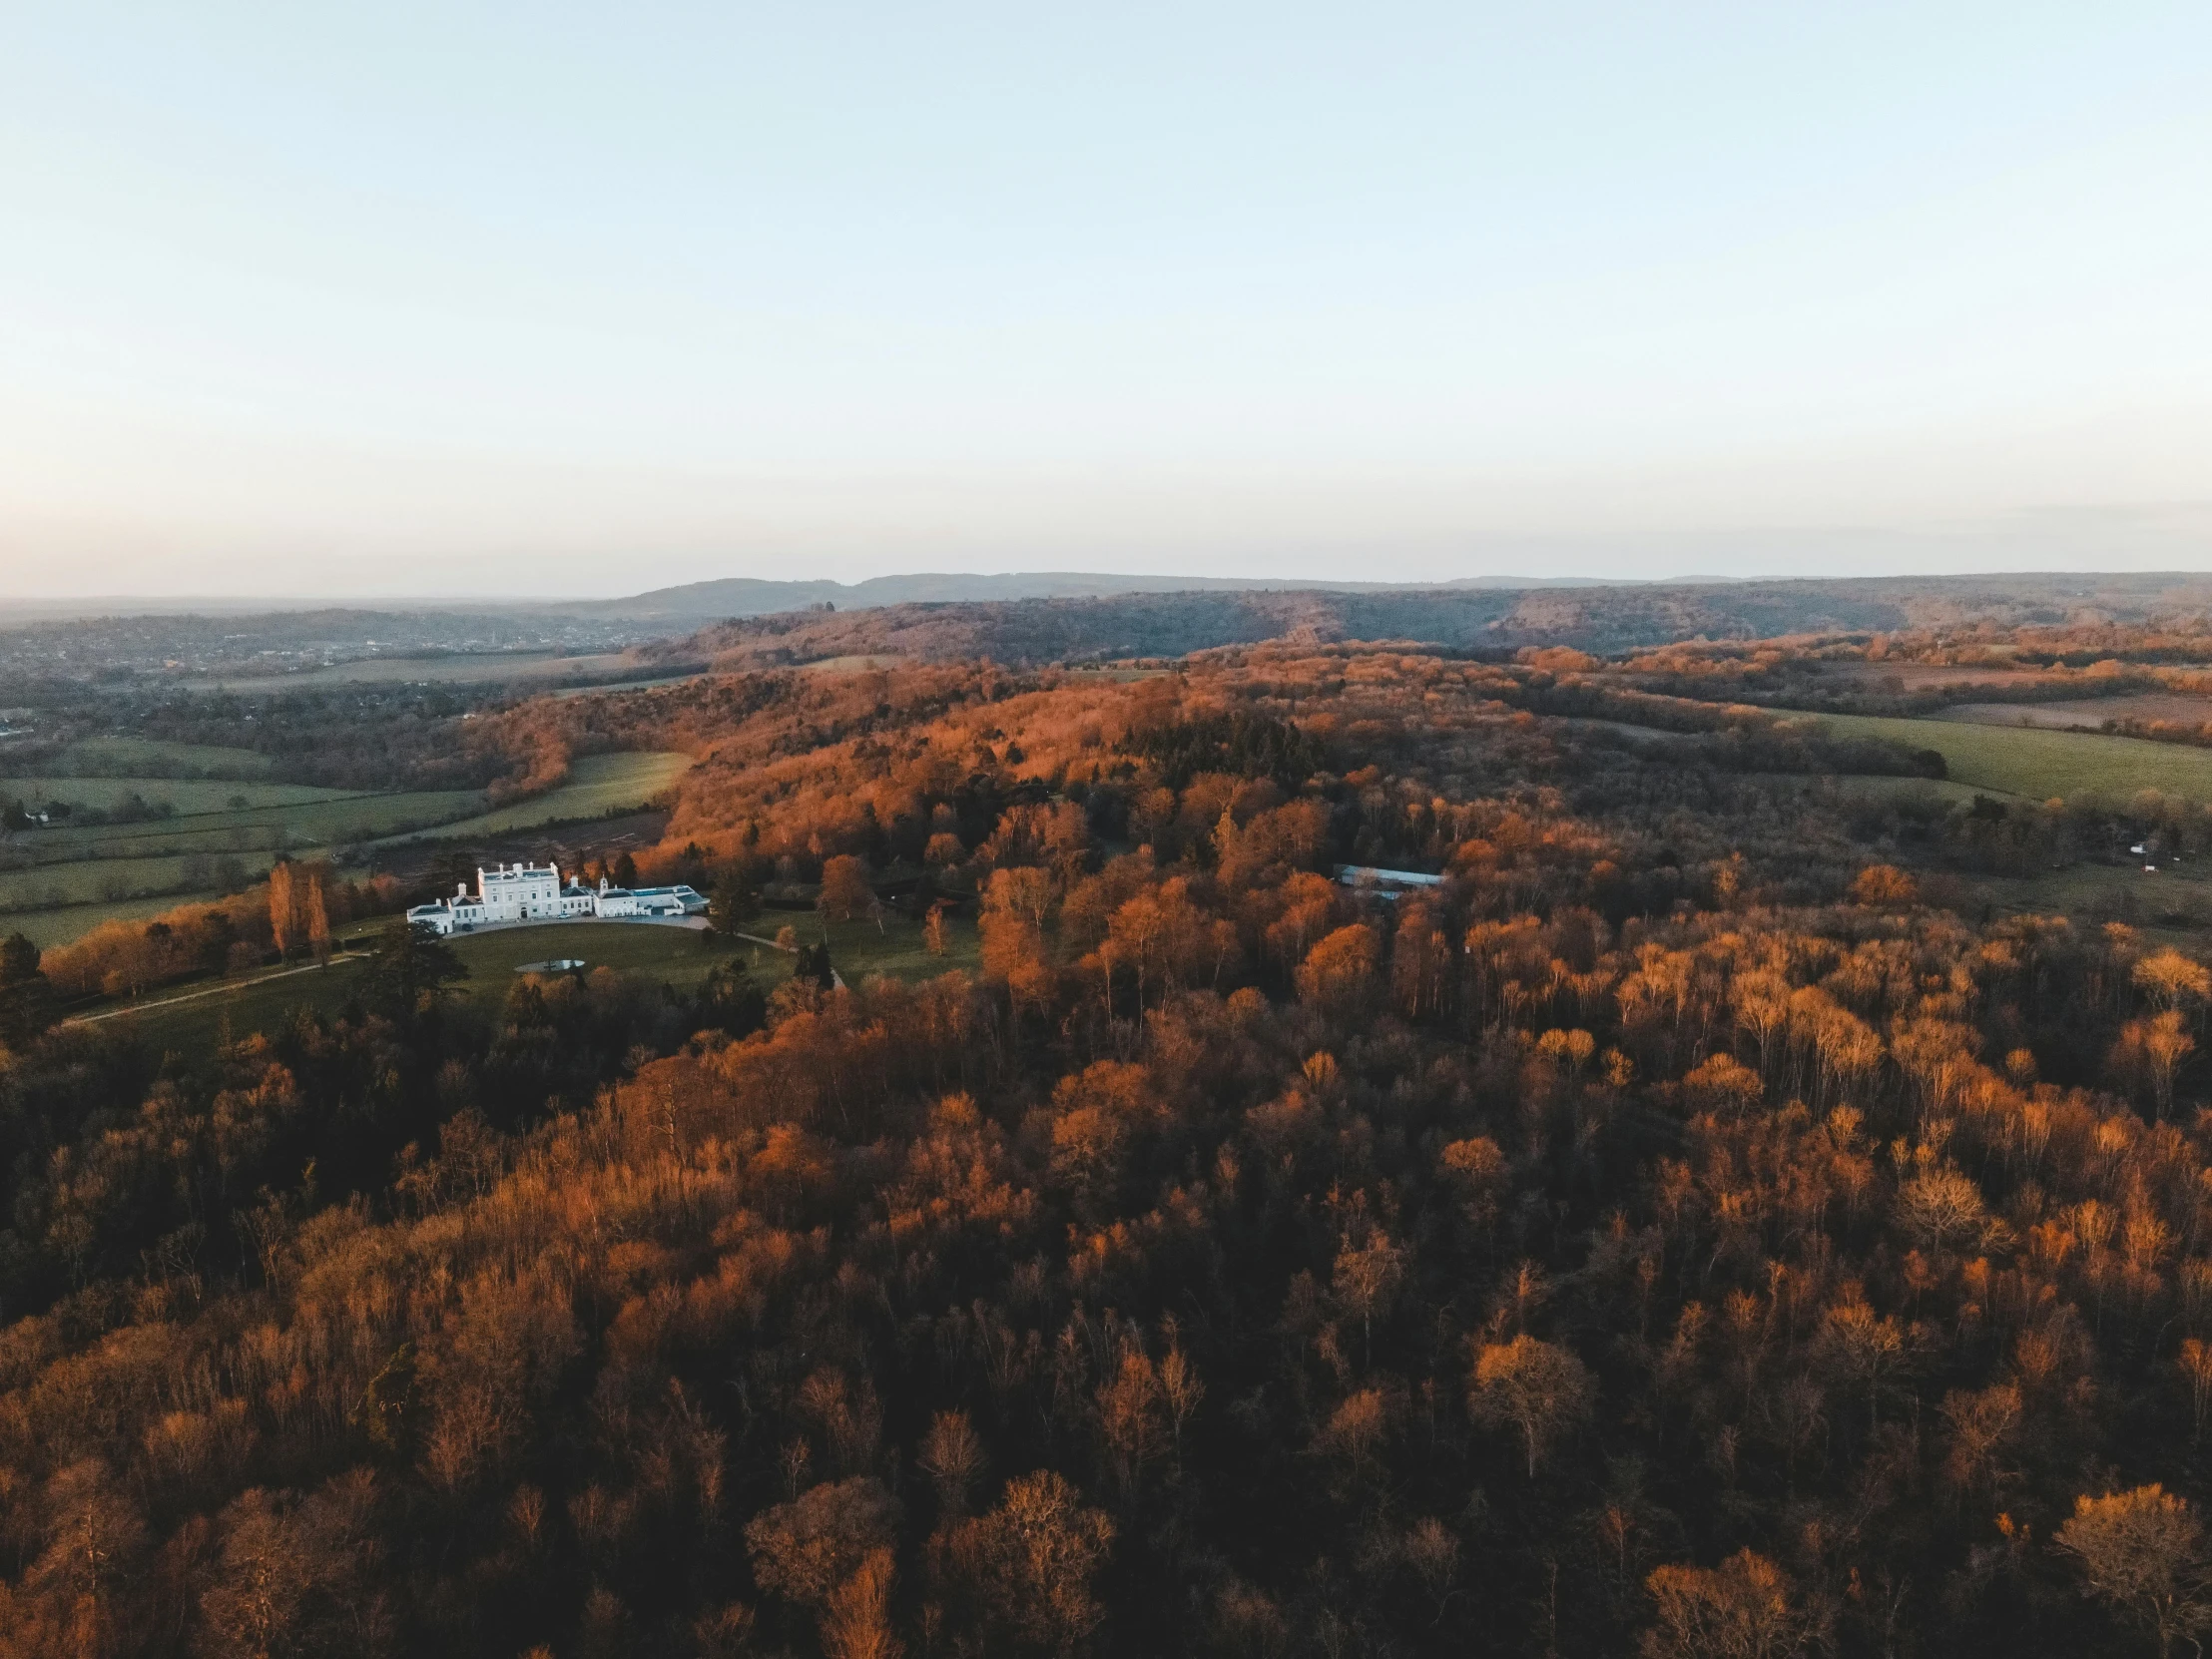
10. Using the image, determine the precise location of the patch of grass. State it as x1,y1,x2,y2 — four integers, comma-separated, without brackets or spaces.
18,789,485,861
91,959,372,1055
375,753,691,843
1968,862,2212,945
444,920,728,1003
0,849,276,912
0,776,364,815
1802,714,2212,805
50,738,275,778
747,910,981,985
1939,693,2212,732
6,892,236,949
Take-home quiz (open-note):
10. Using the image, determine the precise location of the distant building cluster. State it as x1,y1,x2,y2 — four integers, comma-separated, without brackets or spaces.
406,862,706,935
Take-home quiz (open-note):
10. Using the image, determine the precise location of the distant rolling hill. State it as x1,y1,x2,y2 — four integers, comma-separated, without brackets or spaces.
638,572,2212,669
572,570,1629,624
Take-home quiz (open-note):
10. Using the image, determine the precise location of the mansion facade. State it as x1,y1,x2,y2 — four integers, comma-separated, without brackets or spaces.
405,862,707,936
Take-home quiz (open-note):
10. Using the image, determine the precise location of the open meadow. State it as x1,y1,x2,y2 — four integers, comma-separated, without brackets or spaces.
7,891,242,948
1803,712,2212,804
14,789,481,860
41,736,278,777
1967,858,2212,935
0,789,484,922
1938,692,2212,731
372,751,691,842
0,848,276,911
1,776,362,814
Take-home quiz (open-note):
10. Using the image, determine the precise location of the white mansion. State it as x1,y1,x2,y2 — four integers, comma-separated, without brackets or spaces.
405,862,707,936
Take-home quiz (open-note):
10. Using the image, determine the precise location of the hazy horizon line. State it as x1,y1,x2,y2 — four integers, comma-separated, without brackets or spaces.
13,564,2212,622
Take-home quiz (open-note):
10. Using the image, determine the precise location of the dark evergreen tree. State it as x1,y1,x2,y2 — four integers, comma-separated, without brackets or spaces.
0,931,57,1047
362,917,468,1017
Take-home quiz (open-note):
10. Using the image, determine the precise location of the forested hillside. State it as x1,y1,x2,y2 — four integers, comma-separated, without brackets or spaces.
7,642,2212,1656
665,572,2212,669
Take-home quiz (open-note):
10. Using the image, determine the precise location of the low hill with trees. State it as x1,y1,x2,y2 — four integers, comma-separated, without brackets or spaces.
655,571,2212,670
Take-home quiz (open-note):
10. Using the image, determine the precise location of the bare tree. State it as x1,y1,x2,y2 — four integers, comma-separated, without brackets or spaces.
2055,1484,2212,1657
1469,1336,1594,1479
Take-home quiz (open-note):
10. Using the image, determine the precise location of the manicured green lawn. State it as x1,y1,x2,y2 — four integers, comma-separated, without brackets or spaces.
444,920,728,1001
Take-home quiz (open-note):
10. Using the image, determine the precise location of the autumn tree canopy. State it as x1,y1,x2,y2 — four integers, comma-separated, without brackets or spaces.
2,640,2211,1656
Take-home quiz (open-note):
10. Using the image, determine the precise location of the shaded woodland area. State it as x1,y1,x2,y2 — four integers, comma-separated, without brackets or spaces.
9,637,2212,1656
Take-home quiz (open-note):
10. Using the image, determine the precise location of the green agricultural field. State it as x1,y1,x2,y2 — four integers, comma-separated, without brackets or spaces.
47,737,276,778
6,893,238,949
10,789,485,864
374,752,691,843
0,848,275,912
1802,714,2212,805
0,786,489,950
0,776,364,815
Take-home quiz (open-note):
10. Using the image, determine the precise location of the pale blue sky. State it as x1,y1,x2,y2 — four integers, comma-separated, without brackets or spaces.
2,3,2208,596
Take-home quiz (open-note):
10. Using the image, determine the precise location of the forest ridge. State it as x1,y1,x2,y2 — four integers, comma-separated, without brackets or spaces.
8,635,2212,1656
664,572,2212,671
